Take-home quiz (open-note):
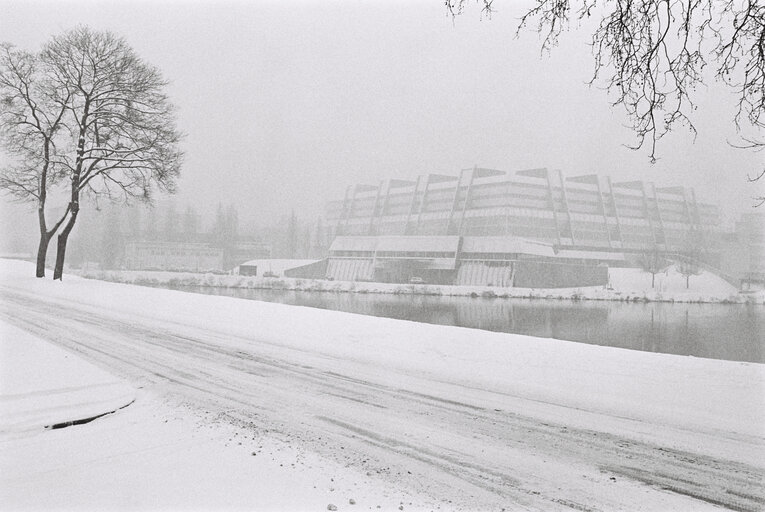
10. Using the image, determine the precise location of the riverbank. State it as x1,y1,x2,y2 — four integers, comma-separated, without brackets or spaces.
2,258,764,510
76,264,762,304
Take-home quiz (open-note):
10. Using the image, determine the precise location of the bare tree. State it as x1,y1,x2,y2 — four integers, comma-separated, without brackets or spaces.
1,28,183,279
43,27,182,279
0,44,71,277
448,1,765,200
637,249,667,288
676,228,703,288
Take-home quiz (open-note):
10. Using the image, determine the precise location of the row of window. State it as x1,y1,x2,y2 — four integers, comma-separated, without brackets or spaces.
376,251,455,258
140,250,220,257
329,250,375,257
341,196,711,217
334,184,709,208
461,252,520,260
342,203,708,228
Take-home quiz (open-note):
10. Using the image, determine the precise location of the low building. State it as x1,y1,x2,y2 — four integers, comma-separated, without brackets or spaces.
234,259,321,278
123,237,272,273
124,241,224,272
228,239,272,269
326,235,618,288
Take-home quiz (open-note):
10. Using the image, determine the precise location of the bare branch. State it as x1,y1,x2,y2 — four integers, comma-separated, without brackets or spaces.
450,0,764,204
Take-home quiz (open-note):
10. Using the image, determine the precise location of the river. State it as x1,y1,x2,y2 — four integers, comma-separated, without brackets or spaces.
163,285,763,364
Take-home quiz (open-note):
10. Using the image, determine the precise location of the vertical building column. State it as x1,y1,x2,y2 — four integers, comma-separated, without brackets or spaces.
594,177,613,249
403,176,422,235
378,180,395,235
649,182,667,247
689,188,702,226
339,185,353,236
367,180,385,236
543,172,562,247
556,169,575,246
447,169,468,236
605,177,624,248
681,187,693,228
640,181,658,247
457,166,478,235
416,174,433,234
689,188,708,253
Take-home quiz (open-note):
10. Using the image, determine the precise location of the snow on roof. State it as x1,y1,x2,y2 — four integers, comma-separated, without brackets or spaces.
375,236,460,252
238,259,319,273
329,237,379,252
460,236,555,257
555,249,626,261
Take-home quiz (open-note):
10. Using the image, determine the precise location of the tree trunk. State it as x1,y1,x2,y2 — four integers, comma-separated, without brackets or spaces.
686,274,690,289
53,231,70,281
651,273,655,289
36,234,50,278
53,208,79,281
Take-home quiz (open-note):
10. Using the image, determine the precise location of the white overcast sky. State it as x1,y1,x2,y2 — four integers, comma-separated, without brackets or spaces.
1,0,763,230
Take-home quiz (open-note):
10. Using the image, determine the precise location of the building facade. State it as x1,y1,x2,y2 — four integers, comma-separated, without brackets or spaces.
123,239,272,273
323,167,721,287
719,213,765,288
124,241,225,272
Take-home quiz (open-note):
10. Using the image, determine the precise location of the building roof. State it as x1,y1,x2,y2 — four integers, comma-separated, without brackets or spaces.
555,249,626,261
238,259,319,273
460,236,555,257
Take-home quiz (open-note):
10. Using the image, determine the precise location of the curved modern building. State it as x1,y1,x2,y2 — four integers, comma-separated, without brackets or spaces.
323,167,721,287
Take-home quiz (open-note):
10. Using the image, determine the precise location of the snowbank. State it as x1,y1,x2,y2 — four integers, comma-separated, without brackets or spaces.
0,320,135,432
607,266,738,298
77,264,755,304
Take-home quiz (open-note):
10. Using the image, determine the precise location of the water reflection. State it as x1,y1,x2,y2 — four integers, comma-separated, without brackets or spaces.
170,286,763,363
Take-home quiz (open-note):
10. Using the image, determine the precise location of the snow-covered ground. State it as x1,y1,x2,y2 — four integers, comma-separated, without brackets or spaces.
1,389,435,511
76,263,760,304
0,320,135,432
2,258,764,510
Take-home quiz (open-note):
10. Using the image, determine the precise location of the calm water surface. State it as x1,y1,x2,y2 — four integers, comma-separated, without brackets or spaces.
166,285,763,363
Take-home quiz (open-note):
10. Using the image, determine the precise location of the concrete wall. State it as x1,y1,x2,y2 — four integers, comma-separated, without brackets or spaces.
326,258,374,281
513,261,608,289
284,259,328,279
456,261,514,286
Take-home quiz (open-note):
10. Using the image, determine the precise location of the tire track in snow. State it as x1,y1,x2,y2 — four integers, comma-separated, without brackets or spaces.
2,286,763,511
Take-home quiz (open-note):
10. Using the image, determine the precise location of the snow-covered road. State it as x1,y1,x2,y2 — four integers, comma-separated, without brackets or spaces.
1,268,763,510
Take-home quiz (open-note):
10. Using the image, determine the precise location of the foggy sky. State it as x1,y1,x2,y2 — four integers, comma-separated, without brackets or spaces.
1,0,763,232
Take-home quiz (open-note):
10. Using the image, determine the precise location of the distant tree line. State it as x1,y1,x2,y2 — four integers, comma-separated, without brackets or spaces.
64,202,327,271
